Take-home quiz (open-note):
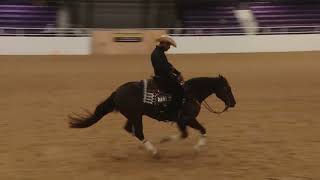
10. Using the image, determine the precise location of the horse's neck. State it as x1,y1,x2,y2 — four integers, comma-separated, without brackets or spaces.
185,77,219,103
194,88,215,103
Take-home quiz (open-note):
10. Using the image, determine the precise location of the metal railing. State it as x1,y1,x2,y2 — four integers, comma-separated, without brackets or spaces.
0,27,91,37
167,26,320,36
1,25,320,37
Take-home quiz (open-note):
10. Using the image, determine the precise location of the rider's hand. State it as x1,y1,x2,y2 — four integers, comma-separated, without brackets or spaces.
171,68,181,76
177,75,184,85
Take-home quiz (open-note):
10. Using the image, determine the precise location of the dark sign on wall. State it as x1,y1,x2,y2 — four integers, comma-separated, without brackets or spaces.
113,33,143,42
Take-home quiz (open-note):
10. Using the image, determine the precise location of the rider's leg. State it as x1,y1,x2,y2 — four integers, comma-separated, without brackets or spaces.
167,77,185,115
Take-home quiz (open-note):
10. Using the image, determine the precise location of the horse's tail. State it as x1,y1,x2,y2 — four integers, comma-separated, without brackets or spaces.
69,92,116,128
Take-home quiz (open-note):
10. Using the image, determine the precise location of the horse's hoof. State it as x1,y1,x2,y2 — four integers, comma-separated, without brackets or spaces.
152,152,161,160
193,150,200,157
160,137,171,144
193,145,201,152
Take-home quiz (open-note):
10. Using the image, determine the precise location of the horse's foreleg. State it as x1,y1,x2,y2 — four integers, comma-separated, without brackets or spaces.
177,118,189,139
187,119,207,151
194,134,207,152
124,120,134,136
130,116,159,158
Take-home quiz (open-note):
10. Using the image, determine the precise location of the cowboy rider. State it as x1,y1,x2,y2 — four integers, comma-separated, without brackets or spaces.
151,35,184,116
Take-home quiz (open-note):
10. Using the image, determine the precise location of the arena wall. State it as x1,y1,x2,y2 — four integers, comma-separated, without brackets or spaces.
91,30,166,55
170,34,320,54
0,37,90,55
1,34,320,55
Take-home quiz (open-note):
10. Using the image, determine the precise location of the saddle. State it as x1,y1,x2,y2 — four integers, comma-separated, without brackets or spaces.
142,77,189,121
142,78,172,109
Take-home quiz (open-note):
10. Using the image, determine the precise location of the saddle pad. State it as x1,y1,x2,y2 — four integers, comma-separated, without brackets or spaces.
143,79,156,104
142,79,171,105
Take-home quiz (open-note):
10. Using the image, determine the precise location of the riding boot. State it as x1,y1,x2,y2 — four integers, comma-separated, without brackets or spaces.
167,93,183,118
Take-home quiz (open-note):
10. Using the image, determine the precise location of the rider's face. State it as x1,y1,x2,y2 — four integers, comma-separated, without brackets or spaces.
160,42,171,51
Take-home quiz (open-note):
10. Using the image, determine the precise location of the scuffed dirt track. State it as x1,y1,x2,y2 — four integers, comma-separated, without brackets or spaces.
2,52,320,180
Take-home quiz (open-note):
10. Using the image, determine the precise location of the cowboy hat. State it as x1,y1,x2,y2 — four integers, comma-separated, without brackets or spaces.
156,35,177,47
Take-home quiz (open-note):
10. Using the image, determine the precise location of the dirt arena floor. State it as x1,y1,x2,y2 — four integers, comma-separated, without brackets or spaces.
2,52,320,180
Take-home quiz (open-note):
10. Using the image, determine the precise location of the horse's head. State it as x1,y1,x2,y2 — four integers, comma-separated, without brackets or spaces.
215,75,236,110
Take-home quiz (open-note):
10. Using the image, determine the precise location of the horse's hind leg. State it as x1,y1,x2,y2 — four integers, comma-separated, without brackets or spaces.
187,118,207,151
127,115,159,158
160,116,189,144
124,120,134,136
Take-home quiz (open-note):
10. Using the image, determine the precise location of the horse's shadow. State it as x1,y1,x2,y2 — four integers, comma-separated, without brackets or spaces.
102,144,208,163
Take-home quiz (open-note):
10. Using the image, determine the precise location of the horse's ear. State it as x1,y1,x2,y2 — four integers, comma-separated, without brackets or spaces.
218,74,226,81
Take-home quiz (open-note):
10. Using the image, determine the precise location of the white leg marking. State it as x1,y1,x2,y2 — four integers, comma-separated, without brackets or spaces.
142,140,158,156
194,134,207,151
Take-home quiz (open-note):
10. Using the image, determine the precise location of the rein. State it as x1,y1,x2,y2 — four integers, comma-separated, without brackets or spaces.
197,100,229,114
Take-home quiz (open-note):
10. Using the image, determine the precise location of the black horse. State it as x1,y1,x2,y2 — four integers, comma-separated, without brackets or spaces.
69,75,236,158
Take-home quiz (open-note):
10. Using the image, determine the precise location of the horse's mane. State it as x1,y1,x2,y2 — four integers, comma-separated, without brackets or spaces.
184,75,229,92
184,76,221,88
183,76,219,94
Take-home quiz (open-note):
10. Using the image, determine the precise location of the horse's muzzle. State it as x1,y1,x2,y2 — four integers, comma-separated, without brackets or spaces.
226,101,236,109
